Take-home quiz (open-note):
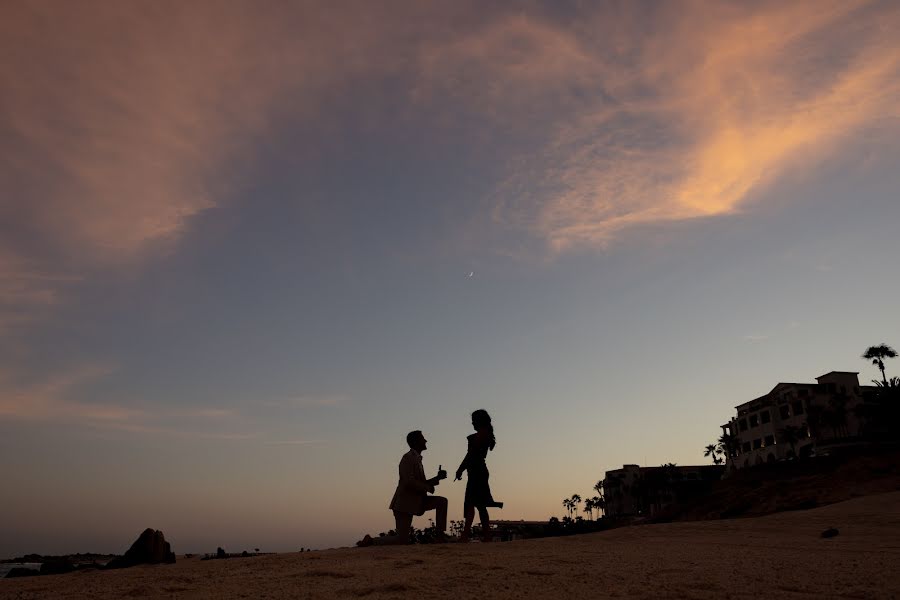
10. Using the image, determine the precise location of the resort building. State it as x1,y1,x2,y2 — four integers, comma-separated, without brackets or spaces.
602,464,724,518
720,371,876,469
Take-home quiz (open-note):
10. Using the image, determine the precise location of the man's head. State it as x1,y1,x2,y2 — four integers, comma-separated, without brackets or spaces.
406,430,427,452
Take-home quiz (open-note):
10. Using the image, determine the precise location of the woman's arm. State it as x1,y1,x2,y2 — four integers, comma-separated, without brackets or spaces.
455,436,476,480
455,453,470,481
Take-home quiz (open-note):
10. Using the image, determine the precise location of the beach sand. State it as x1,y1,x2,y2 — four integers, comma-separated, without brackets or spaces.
3,491,899,599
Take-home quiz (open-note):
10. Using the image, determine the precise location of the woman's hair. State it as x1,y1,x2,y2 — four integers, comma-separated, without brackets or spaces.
471,409,496,451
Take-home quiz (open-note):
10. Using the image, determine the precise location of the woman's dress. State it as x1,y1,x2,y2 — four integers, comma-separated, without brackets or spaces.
463,431,498,507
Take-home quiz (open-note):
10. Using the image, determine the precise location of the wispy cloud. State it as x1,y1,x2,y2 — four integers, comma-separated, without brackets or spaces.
0,1,404,329
0,364,254,439
2,1,898,336
4,1,897,327
0,251,82,333
422,1,900,253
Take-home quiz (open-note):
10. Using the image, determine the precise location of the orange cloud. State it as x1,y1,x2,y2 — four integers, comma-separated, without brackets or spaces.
2,3,282,262
422,1,900,253
0,1,410,330
2,0,898,318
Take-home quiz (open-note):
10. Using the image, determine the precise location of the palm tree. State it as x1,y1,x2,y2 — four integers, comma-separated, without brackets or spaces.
570,494,582,518
717,432,739,461
863,344,897,386
704,443,722,465
591,495,605,519
594,479,604,497
777,424,805,457
874,376,900,389
584,498,594,521
562,498,573,519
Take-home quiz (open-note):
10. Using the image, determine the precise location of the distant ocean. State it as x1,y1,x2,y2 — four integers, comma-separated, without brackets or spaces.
0,563,41,578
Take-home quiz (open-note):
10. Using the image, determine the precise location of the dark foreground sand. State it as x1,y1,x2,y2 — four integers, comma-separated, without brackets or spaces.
3,491,899,599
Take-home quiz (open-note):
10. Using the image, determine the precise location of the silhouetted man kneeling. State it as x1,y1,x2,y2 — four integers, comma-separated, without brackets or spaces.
359,430,448,546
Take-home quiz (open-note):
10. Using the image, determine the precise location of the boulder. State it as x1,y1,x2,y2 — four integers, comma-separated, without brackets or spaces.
106,529,176,569
5,567,39,579
216,547,226,559
40,560,74,575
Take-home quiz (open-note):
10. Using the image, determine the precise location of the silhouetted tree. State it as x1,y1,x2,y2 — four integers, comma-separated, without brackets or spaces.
704,443,722,465
562,498,573,519
570,494,582,519
863,344,897,386
547,516,561,533
584,498,595,521
717,432,739,460
591,495,605,519
874,376,900,389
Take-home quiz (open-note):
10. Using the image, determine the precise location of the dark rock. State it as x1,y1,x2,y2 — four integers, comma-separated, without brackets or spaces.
821,527,840,538
18,554,43,563
40,560,74,575
241,550,249,557
106,529,176,569
5,567,39,578
216,547,226,559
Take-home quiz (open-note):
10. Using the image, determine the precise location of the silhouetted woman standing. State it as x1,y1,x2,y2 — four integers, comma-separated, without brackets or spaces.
455,409,503,542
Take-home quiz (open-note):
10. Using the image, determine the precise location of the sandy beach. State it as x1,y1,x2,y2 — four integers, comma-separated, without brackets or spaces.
3,491,899,599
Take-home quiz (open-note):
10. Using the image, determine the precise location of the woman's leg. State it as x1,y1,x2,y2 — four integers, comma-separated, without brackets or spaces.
478,506,491,541
461,503,475,540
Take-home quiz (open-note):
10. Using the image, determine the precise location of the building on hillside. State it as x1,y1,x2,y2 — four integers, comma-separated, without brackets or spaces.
720,371,877,470
602,464,724,519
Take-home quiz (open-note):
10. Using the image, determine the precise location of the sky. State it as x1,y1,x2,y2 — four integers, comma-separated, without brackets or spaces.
1,0,899,556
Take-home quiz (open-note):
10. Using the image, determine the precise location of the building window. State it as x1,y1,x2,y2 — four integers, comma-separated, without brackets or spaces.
779,405,790,419
752,439,762,450
761,411,771,424
791,400,804,415
749,414,759,427
764,435,775,447
739,418,748,432
742,442,751,453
